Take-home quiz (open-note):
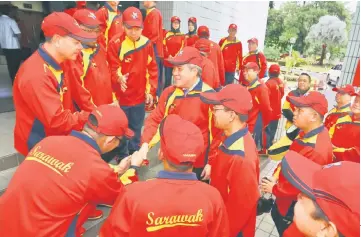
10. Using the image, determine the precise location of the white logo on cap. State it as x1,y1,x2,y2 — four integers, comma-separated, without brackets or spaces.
322,162,341,169
183,154,196,157
74,20,80,27
131,12,138,19
178,50,183,56
88,13,96,19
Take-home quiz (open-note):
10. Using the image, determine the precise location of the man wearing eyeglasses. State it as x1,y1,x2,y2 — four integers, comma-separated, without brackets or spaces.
261,91,333,236
200,84,260,237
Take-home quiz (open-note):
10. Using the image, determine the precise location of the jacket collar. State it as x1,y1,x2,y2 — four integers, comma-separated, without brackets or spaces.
335,103,351,111
38,44,61,71
70,131,101,154
223,126,248,148
183,78,201,94
157,170,198,180
105,2,116,12
301,125,324,139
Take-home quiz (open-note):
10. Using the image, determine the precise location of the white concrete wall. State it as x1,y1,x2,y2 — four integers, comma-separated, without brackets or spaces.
339,1,360,86
169,1,269,52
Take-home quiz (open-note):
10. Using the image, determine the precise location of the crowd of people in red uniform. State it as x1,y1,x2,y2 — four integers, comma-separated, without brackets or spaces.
0,1,359,237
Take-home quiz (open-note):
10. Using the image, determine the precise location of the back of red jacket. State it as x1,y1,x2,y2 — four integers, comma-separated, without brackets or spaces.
239,51,267,84
163,31,185,67
13,46,89,156
201,55,220,89
265,77,285,121
197,38,225,86
0,131,124,237
185,34,199,47
107,34,158,106
143,7,164,58
219,37,243,73
247,79,272,133
100,171,229,237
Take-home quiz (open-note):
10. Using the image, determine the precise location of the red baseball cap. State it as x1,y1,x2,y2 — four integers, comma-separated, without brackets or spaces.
160,114,204,165
282,151,360,237
41,12,96,42
73,9,101,29
200,84,253,114
269,64,280,74
288,91,328,116
87,105,134,138
247,37,258,45
197,26,210,37
194,40,210,54
171,16,180,23
332,84,356,96
188,17,197,23
165,46,203,68
244,62,260,72
76,1,86,8
122,7,143,28
228,24,237,30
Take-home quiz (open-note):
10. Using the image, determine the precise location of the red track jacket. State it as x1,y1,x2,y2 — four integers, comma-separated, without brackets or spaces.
163,31,186,67
0,131,129,237
201,55,220,89
141,80,220,168
330,113,360,163
219,37,243,73
107,34,158,106
265,77,285,121
63,44,113,111
239,50,267,83
100,171,229,237
13,46,89,156
247,79,272,133
210,127,260,237
95,2,123,49
197,38,225,86
143,7,164,58
185,33,199,47
324,103,351,130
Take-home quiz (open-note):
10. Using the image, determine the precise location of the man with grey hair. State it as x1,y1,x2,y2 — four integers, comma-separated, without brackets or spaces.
140,46,221,181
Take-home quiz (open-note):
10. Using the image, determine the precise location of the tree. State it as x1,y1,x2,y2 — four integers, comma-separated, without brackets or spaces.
306,15,347,65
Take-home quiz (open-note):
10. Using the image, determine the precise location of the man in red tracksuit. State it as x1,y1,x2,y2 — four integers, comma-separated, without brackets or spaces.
95,1,123,50
64,1,87,16
139,46,219,181
261,91,333,236
219,24,242,85
244,62,272,153
239,38,267,85
324,84,354,130
107,7,158,158
64,9,114,112
195,40,220,89
100,114,229,237
143,0,164,97
197,25,225,86
200,85,260,237
265,64,284,148
185,17,199,47
163,16,186,90
0,105,145,237
13,12,96,156
330,91,360,163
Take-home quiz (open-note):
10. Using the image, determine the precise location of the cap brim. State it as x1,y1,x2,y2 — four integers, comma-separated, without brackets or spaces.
69,30,97,43
165,57,188,66
124,128,135,139
332,87,346,94
200,91,222,105
288,95,309,108
124,22,143,28
281,151,322,200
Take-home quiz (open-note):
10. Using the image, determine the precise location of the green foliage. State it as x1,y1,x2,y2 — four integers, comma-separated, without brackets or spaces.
264,46,281,60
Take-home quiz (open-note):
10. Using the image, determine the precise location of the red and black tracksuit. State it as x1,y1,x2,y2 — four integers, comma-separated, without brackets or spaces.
100,170,229,237
163,31,186,90
0,131,138,237
143,7,164,96
95,2,123,50
239,50,267,85
219,37,242,85
13,45,90,156
329,113,360,163
107,33,158,157
210,127,260,237
197,38,225,86
265,77,285,148
141,80,220,179
282,88,310,130
247,79,273,150
271,125,333,236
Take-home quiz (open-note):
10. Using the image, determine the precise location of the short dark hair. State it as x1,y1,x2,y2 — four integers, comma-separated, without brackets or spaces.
166,159,193,172
300,73,312,83
269,73,280,78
